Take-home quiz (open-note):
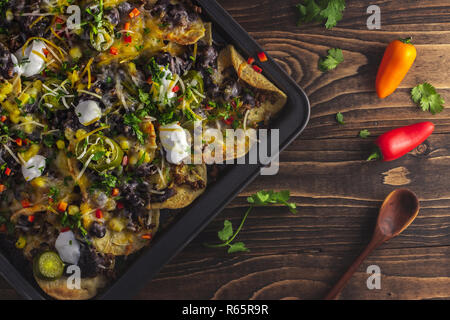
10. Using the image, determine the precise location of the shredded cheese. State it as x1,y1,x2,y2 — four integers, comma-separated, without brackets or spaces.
76,154,94,181
76,125,110,142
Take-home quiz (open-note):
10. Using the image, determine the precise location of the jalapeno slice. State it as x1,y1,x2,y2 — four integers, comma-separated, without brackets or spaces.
89,22,115,52
33,251,64,280
42,79,74,110
182,70,204,108
75,134,124,172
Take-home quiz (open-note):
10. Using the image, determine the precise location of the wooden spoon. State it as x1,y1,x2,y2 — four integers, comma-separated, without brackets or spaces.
324,188,420,300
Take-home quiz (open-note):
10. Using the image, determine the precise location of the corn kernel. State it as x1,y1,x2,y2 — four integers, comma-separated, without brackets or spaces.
21,144,40,162
9,110,21,124
80,203,91,215
128,155,138,166
0,81,13,102
120,140,130,151
18,93,30,106
82,214,93,229
108,217,125,232
30,177,47,188
15,236,26,249
69,46,82,60
56,140,65,150
68,205,80,216
21,115,34,134
128,62,137,75
75,129,87,139
64,128,75,140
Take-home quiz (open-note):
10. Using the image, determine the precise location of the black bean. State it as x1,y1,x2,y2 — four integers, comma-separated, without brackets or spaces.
89,222,106,238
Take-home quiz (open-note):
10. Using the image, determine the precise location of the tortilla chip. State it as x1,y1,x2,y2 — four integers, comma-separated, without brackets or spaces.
151,1,206,46
35,275,107,300
227,45,287,124
150,164,207,209
92,209,160,256
214,45,287,160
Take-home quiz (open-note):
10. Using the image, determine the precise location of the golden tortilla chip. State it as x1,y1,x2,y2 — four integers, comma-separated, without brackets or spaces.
149,164,207,209
92,209,160,256
35,275,107,300
213,45,287,160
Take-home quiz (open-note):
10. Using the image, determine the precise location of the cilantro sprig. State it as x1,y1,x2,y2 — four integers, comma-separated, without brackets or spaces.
319,48,344,72
336,112,345,125
204,190,297,253
296,0,346,29
411,83,445,115
359,129,370,138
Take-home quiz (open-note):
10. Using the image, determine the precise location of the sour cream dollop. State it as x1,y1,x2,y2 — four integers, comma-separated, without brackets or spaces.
55,231,80,265
153,65,177,106
159,123,190,164
13,40,47,77
75,100,102,126
21,155,46,182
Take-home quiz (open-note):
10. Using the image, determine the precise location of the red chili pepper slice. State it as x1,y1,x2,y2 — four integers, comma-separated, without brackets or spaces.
28,215,35,223
257,52,268,62
223,116,234,125
368,122,434,162
123,35,132,43
95,209,103,219
172,85,180,93
21,199,31,208
252,65,263,73
4,167,11,176
0,115,6,122
129,8,140,18
247,57,255,65
15,138,22,146
110,47,119,55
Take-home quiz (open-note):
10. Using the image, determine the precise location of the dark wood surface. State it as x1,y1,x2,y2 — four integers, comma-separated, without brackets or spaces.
1,0,449,300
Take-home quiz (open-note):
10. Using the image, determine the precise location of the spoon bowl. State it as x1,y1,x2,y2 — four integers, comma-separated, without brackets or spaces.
377,189,420,238
325,188,420,300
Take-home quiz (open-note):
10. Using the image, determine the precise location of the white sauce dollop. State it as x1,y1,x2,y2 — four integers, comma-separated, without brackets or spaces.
154,65,176,106
55,231,80,265
159,123,190,164
13,40,47,77
75,100,102,126
21,155,46,182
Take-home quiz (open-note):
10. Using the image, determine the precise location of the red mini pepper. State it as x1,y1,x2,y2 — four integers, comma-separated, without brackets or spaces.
368,122,434,162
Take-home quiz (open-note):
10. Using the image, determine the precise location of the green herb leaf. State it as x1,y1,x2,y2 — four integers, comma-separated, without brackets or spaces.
336,112,345,124
218,220,233,242
319,48,344,72
227,242,249,253
297,0,346,29
359,129,370,138
411,83,445,115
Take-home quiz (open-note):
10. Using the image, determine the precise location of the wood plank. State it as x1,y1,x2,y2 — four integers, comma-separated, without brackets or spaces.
2,0,450,300
136,245,450,300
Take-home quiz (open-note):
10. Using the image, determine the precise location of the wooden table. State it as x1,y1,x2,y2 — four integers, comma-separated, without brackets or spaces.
1,0,449,300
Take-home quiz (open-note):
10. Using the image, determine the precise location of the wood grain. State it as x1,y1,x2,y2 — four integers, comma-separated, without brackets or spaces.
1,0,450,300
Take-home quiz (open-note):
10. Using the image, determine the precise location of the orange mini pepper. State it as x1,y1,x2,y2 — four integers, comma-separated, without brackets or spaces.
376,37,417,99
57,201,68,212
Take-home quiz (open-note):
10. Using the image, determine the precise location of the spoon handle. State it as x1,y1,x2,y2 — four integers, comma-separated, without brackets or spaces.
324,237,384,300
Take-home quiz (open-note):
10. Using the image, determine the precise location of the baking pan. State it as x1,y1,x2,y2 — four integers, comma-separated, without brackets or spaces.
0,0,310,300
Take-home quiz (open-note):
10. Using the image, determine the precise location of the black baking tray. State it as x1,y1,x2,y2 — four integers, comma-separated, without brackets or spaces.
0,0,310,299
